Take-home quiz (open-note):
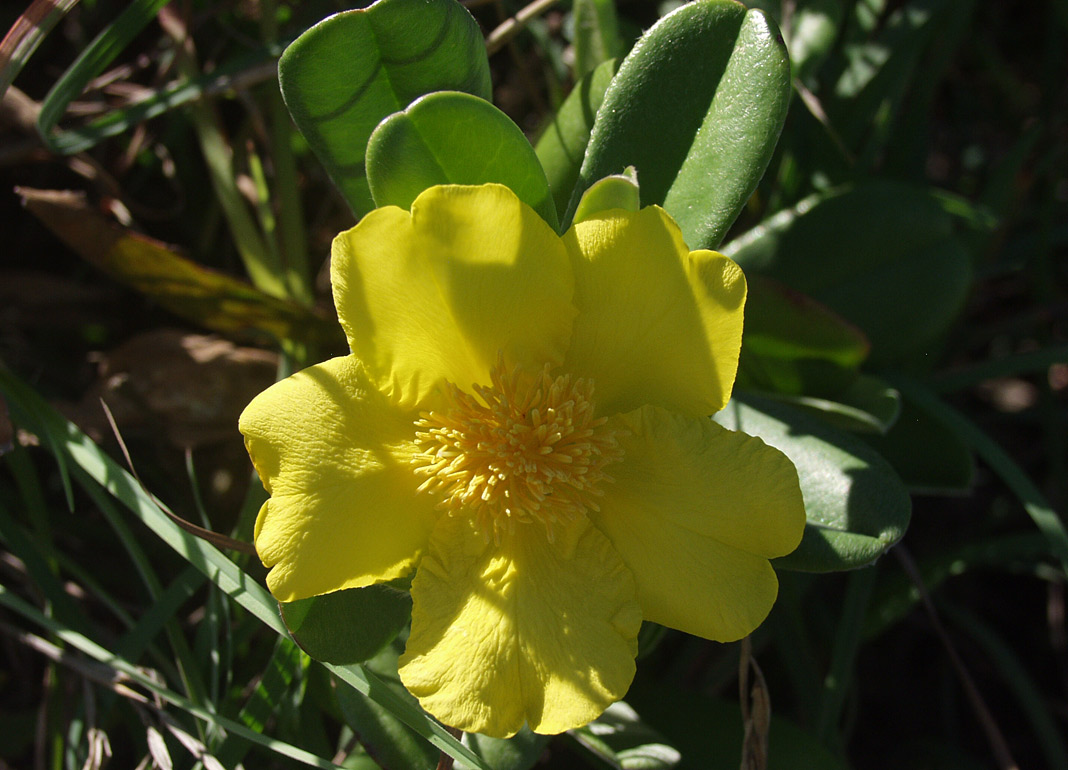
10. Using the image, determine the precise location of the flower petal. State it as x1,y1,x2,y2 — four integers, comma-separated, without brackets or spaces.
562,207,746,417
239,356,436,601
590,406,805,641
399,516,642,737
332,184,575,409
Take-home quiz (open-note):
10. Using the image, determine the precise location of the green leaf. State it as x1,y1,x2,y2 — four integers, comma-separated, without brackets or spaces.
741,275,870,371
335,640,439,770
860,390,975,492
714,395,911,572
535,58,620,220
458,729,550,770
279,0,491,217
724,181,973,365
570,702,681,769
572,0,623,79
36,0,172,153
571,0,791,247
754,374,901,435
366,91,558,230
737,274,869,395
281,584,411,666
572,168,640,223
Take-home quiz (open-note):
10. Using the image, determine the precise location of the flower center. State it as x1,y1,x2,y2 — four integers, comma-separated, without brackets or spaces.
411,357,623,542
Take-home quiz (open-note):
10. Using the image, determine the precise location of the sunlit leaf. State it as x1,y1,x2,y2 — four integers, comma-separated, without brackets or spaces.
279,0,491,217
535,58,619,219
715,395,911,572
571,0,791,247
572,168,640,223
366,91,557,229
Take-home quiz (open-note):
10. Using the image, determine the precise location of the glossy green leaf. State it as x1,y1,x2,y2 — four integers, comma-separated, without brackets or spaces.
336,640,439,770
724,181,974,365
366,91,558,229
571,702,681,769
715,395,911,572
278,0,491,217
571,0,791,248
572,0,623,79
280,584,411,666
756,374,901,435
458,729,550,770
572,168,640,222
535,58,620,219
861,390,975,492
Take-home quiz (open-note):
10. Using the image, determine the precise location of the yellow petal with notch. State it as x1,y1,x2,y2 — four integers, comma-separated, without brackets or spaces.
562,207,745,417
399,515,641,737
240,355,436,601
332,184,575,410
590,405,805,641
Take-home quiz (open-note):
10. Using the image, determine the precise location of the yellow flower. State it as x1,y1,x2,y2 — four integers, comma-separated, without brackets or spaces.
239,184,805,738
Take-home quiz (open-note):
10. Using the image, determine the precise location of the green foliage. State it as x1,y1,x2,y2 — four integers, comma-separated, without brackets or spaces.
281,583,412,665
716,396,911,572
535,57,620,218
3,0,1065,767
572,0,792,247
366,91,558,229
725,181,974,365
278,0,491,217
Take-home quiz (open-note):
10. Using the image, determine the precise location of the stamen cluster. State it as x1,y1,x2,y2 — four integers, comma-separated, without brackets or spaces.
412,357,623,542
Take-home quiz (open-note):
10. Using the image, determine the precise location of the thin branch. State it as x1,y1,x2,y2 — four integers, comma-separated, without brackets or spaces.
895,547,1019,770
485,0,559,56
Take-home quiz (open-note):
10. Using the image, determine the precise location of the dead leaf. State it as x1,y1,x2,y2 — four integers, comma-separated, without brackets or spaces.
71,328,277,448
17,187,344,350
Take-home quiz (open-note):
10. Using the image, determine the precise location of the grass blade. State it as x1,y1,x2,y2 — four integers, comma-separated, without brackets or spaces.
892,376,1068,576
0,367,489,770
36,0,172,152
0,0,80,99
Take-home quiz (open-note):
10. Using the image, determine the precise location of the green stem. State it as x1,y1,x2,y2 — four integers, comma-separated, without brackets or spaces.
816,565,877,749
